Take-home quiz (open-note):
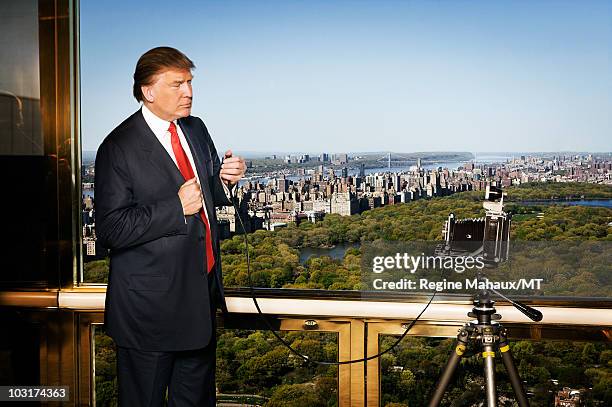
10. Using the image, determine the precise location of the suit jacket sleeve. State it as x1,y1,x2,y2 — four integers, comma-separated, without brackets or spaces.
94,138,187,250
198,118,234,208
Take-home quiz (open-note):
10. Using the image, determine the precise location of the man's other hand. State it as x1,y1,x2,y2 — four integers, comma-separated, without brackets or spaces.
220,150,247,186
178,177,203,215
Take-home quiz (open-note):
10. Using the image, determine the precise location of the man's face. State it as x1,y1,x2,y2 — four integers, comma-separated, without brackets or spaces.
143,68,193,121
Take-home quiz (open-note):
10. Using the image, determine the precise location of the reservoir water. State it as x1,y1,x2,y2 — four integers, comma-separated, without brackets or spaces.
299,243,359,264
519,199,612,208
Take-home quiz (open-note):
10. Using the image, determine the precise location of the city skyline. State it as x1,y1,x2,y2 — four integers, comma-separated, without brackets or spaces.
81,0,611,152
81,149,612,160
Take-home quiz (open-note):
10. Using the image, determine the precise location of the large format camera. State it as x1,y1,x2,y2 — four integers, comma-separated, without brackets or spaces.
430,185,541,407
440,184,512,265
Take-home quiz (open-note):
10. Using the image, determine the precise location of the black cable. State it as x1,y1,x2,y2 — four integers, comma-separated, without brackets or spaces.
226,183,436,366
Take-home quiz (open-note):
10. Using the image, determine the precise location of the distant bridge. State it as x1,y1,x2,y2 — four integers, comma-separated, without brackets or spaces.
375,153,417,168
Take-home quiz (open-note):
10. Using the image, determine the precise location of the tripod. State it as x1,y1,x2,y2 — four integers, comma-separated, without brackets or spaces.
428,289,538,407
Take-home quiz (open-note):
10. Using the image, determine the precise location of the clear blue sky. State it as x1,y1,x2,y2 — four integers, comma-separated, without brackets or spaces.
80,0,611,153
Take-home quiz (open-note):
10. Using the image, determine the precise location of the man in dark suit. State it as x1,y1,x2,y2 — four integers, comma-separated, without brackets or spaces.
95,46,246,406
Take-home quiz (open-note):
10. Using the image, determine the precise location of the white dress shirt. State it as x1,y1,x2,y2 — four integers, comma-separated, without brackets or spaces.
142,104,231,224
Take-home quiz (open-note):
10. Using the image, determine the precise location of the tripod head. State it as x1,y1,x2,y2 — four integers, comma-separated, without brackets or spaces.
473,273,543,322
468,290,502,325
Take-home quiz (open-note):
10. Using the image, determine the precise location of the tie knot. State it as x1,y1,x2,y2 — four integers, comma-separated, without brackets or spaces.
168,122,177,136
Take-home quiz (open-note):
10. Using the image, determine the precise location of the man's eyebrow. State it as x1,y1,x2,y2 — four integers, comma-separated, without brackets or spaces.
170,77,193,84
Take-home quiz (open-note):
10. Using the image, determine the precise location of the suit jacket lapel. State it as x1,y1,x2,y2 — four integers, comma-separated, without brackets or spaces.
178,118,215,228
135,110,185,190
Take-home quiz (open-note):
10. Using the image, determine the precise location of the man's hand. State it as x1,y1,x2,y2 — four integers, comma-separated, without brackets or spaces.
220,150,247,186
178,177,203,215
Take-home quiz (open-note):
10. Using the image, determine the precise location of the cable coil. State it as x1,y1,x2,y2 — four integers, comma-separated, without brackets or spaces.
229,189,436,365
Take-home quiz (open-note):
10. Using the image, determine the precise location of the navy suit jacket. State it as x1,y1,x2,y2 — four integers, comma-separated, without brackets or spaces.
95,108,231,351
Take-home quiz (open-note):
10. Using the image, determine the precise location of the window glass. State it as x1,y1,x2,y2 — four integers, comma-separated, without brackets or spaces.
0,0,46,285
0,0,42,156
80,1,611,302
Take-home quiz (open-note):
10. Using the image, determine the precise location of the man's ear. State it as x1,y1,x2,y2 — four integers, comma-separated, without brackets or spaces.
142,85,154,103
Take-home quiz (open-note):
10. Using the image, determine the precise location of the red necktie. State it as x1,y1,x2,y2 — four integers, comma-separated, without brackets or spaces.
169,122,215,273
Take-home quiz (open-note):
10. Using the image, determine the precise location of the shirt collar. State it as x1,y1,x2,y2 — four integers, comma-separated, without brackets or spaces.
141,103,176,139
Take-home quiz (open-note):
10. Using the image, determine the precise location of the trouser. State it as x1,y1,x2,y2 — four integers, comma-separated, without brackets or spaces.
116,294,218,406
